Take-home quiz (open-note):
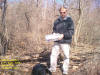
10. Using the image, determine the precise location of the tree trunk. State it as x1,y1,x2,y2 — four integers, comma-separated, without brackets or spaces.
0,0,8,55
74,0,82,46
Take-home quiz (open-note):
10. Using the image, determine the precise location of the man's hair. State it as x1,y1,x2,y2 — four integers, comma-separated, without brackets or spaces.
59,6,67,12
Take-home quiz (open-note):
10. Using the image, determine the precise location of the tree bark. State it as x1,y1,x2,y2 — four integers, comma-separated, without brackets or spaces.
1,0,8,55
74,0,82,46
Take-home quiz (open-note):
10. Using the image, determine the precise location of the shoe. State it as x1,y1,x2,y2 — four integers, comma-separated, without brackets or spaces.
63,71,68,75
49,68,56,72
49,68,56,75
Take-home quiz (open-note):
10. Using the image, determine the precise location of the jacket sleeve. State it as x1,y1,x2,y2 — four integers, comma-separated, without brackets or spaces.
64,17,74,38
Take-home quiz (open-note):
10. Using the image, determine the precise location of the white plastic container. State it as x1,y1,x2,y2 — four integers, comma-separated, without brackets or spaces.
45,33,62,41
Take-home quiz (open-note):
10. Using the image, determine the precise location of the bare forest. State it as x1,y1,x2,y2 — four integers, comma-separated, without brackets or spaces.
0,0,100,75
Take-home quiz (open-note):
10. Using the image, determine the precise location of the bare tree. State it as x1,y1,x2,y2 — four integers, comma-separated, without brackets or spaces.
73,0,82,45
0,0,4,9
0,0,8,55
36,0,39,7
53,0,56,16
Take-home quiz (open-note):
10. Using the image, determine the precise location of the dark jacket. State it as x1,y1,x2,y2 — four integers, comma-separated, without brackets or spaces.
53,16,74,44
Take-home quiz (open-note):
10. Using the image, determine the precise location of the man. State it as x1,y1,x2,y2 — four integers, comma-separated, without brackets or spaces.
49,7,74,75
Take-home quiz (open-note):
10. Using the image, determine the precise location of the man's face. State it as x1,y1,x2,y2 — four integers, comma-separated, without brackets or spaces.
60,8,67,19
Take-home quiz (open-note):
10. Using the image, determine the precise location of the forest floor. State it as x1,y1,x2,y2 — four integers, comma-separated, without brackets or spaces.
0,43,100,75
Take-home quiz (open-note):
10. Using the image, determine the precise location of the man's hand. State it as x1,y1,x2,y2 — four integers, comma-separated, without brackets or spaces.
58,34,64,40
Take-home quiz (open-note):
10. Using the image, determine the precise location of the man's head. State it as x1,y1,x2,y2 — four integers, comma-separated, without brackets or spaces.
59,7,67,19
